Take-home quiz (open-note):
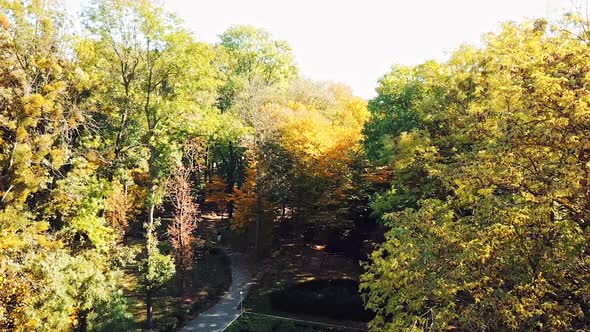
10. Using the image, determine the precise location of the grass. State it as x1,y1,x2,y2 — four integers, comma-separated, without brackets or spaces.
269,279,372,322
241,235,367,331
225,312,356,332
122,239,232,331
243,281,367,331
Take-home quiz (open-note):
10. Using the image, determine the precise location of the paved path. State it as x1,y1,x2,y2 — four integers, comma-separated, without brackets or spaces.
180,250,252,332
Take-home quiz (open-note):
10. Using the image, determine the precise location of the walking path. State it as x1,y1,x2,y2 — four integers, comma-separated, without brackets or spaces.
180,249,252,332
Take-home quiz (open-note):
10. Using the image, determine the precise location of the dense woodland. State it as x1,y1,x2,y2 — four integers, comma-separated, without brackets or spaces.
0,0,589,331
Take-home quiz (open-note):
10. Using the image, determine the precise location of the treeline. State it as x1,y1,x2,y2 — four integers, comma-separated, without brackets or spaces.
361,17,590,331
0,0,370,331
4,0,588,331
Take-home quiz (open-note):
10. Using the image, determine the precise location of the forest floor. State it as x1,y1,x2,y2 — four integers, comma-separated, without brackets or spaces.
179,249,253,331
225,312,362,331
120,212,369,331
122,214,233,331
242,225,367,330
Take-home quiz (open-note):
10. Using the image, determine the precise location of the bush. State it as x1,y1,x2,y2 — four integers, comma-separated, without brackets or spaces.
190,300,203,314
171,307,189,325
226,313,346,332
269,279,373,321
87,293,134,332
157,316,179,332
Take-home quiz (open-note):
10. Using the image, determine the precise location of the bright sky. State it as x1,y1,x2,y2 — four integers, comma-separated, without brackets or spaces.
65,0,573,99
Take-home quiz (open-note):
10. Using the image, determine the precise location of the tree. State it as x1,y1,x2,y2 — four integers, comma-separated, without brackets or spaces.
0,2,133,330
232,160,274,253
215,24,297,216
82,0,220,326
216,25,298,111
215,25,298,255
138,219,175,329
0,0,83,208
232,163,258,230
167,165,199,291
205,174,231,219
361,19,590,331
272,81,369,228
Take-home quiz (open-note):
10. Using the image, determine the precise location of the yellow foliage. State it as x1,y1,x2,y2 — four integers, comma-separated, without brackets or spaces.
205,175,232,215
0,14,9,29
232,165,257,230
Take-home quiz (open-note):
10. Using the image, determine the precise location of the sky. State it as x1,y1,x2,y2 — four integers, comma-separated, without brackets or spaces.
65,0,574,99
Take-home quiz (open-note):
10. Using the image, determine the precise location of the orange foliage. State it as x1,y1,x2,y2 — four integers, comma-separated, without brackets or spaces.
167,166,200,285
205,175,232,217
231,164,257,230
105,180,128,240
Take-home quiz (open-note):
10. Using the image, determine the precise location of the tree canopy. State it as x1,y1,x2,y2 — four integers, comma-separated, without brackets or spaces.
361,18,590,331
1,1,589,331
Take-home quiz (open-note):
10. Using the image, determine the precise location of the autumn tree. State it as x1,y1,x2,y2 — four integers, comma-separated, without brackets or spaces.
361,18,590,331
0,1,132,330
214,25,298,255
232,159,274,253
271,81,369,229
232,163,258,230
167,165,200,291
81,0,222,327
205,174,231,219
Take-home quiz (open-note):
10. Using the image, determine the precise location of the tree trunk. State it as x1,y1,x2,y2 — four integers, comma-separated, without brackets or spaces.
147,142,157,229
254,155,262,256
74,308,89,332
146,292,153,329
226,141,236,219
146,142,156,328
205,145,210,183
255,197,260,255
180,273,186,293
227,200,234,219
145,202,155,328
148,203,155,228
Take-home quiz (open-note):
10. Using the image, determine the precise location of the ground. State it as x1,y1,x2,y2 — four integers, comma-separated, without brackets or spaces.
179,214,369,332
121,215,232,331
241,222,368,331
179,250,252,331
225,312,357,332
122,212,370,331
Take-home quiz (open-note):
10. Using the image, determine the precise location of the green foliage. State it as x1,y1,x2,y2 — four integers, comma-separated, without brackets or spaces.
217,25,298,111
219,25,298,84
0,205,133,331
46,158,117,250
0,1,134,330
139,219,175,295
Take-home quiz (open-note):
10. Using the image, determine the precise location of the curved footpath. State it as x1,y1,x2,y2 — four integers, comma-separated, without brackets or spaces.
180,250,252,332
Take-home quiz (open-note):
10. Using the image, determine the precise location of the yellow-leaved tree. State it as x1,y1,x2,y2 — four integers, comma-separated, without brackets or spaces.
361,18,590,331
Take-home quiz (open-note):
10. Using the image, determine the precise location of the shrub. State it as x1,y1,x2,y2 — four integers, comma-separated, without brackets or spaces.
157,316,178,332
226,313,347,331
270,279,373,321
171,307,189,325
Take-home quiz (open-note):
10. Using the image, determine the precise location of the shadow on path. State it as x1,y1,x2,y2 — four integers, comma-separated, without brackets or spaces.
180,249,252,332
